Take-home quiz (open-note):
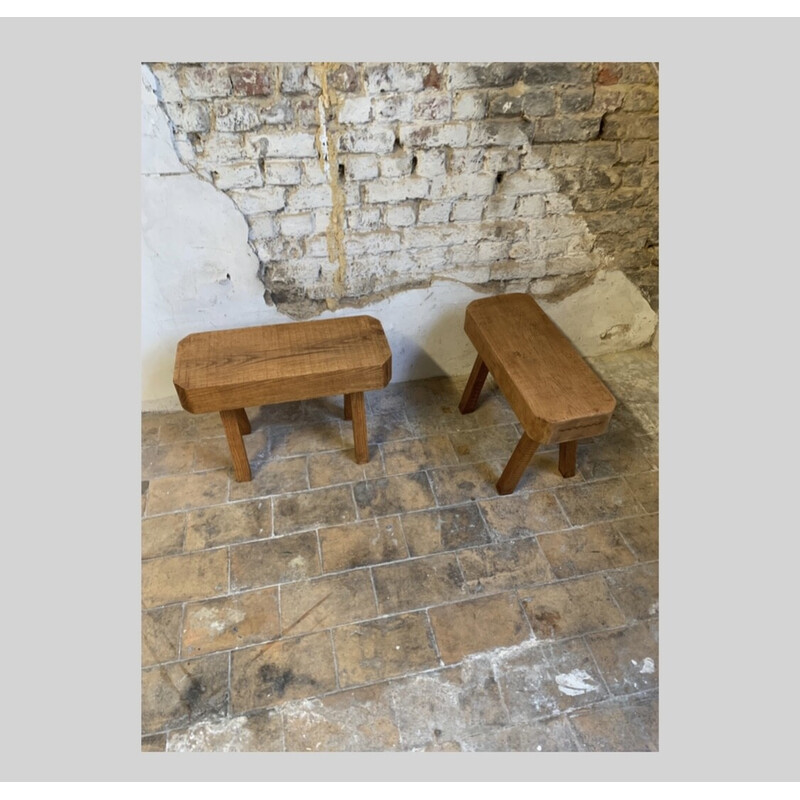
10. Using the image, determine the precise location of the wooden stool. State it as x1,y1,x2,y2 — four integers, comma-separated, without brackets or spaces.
173,315,392,482
458,293,616,495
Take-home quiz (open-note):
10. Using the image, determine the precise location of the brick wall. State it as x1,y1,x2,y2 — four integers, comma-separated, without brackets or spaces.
146,62,658,319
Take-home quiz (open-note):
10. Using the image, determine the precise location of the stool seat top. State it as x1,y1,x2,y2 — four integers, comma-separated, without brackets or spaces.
464,293,616,442
173,315,392,413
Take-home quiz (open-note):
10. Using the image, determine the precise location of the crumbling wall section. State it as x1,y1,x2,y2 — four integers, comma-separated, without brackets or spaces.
145,62,658,319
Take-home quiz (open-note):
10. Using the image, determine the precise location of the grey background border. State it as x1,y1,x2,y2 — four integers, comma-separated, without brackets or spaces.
1,15,797,782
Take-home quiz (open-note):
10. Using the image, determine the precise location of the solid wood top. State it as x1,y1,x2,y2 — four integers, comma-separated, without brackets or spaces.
464,293,616,443
174,315,392,413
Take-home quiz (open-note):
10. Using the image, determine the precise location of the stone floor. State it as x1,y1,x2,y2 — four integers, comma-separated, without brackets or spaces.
141,346,658,753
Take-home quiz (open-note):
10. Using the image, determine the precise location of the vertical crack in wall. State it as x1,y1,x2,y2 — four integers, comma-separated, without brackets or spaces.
312,64,348,301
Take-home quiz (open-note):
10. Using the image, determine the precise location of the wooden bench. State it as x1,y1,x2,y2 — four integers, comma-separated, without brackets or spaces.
458,293,616,495
173,315,392,482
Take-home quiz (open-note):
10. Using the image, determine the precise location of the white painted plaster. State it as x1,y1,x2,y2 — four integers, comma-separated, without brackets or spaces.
555,669,599,696
540,268,658,357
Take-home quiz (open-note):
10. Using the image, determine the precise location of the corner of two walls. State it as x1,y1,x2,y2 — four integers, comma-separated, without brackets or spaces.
141,62,659,412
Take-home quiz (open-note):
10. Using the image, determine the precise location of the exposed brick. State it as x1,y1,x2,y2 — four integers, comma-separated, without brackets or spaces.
260,132,317,158
501,169,559,195
372,93,415,123
179,65,231,99
228,187,287,214
468,120,533,147
338,96,371,125
214,102,263,132
280,64,321,95
414,91,452,121
524,63,590,86
601,113,659,140
230,65,274,96
338,128,397,154
385,204,417,227
327,63,361,93
535,115,602,142
561,87,595,113
522,89,557,118
164,102,210,133
398,123,469,149
279,213,315,237
450,62,526,90
453,91,487,120
263,160,303,185
345,154,380,181
211,162,262,190
365,63,427,94
363,176,429,204
379,152,414,178
285,183,334,211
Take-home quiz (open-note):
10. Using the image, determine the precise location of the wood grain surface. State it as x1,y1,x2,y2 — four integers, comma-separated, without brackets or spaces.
174,315,392,414
463,293,615,445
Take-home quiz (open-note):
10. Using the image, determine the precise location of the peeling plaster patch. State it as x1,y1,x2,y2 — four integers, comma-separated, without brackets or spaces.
555,669,599,697
540,269,658,357
640,657,656,674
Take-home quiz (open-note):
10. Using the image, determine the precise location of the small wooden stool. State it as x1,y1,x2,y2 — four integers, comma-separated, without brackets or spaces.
458,293,616,495
173,315,392,482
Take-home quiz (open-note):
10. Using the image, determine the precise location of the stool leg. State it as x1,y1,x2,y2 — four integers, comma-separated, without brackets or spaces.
220,409,252,482
496,432,539,495
558,441,577,478
346,391,369,464
343,393,352,421
459,355,489,414
234,408,251,435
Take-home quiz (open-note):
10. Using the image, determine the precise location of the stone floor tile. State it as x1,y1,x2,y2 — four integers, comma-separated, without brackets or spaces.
307,449,381,489
353,471,436,518
493,651,575,730
509,451,582,492
576,431,656,480
228,454,309,502
272,485,357,535
427,461,505,505
142,652,229,735
156,412,199,445
605,563,659,623
142,548,228,608
194,435,245,473
372,552,467,615
340,409,417,445
141,413,161,447
333,612,439,689
142,605,183,667
248,401,305,427
230,531,321,591
181,587,281,657
269,421,345,458
458,537,555,594
555,476,644,527
141,734,166,752
478,490,570,540
282,685,402,752
448,424,522,465
167,708,285,752
279,570,378,636
184,498,271,551
142,513,186,560
428,592,531,664
388,660,508,750
536,521,637,579
380,434,459,476
463,715,580,752
231,631,337,713
625,471,659,513
613,513,658,563
318,517,407,572
519,574,627,641
585,621,659,696
539,637,611,713
144,470,230,516
142,442,195,480
401,504,490,557
568,692,658,751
